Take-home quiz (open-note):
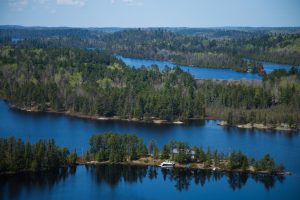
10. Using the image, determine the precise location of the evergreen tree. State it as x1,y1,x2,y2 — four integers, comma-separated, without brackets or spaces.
161,144,170,159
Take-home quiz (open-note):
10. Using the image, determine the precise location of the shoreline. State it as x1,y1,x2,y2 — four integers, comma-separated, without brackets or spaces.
2,99,298,132
80,158,291,176
0,161,290,177
218,121,299,132
7,102,197,125
118,55,266,77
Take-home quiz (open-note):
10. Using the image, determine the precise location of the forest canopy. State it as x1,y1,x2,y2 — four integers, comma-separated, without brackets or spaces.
1,27,300,73
0,47,299,128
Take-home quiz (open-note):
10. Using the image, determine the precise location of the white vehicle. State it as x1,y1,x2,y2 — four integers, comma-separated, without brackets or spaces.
159,161,175,168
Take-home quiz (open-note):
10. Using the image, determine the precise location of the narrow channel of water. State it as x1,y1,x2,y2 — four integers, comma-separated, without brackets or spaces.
117,55,296,80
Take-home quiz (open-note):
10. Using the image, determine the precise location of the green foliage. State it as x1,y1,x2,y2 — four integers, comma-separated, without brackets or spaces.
0,137,72,173
3,28,299,69
254,154,284,173
169,140,190,164
202,76,300,127
263,67,300,81
68,150,78,166
213,150,220,167
153,147,160,159
175,149,189,164
89,133,148,162
0,134,284,173
194,146,207,163
0,47,204,121
0,47,298,127
148,139,157,156
161,144,170,159
137,139,148,157
227,151,249,170
204,147,212,167
227,111,233,126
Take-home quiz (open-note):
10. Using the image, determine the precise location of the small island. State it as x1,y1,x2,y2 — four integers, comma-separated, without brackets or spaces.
0,133,289,176
81,133,288,175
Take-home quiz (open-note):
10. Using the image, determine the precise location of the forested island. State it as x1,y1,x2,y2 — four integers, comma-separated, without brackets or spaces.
0,134,287,175
0,47,299,130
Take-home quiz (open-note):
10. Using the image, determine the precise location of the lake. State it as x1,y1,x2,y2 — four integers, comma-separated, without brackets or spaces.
117,55,296,80
0,100,300,199
0,165,297,200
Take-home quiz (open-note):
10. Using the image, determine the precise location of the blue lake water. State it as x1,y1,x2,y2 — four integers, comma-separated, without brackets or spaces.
0,100,300,199
117,56,296,80
1,165,298,200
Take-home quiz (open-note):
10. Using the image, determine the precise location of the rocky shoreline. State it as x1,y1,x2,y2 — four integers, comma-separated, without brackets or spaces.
8,103,186,125
218,121,299,132
3,100,299,132
80,157,291,176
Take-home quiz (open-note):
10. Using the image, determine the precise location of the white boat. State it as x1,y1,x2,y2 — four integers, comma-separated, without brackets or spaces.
159,161,175,168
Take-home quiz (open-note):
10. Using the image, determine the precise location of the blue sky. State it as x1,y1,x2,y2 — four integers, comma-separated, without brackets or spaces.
0,0,300,27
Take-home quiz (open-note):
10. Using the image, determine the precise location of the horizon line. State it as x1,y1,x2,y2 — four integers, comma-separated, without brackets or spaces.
1,25,300,29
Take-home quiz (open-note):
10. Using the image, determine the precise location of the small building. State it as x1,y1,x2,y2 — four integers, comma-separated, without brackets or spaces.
171,148,196,159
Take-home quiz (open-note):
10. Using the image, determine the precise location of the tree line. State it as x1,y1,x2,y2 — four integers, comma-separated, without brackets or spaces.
0,137,77,173
88,133,148,162
86,133,285,173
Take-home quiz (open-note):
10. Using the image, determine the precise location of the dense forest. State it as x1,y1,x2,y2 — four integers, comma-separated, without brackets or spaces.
0,47,299,128
0,26,299,74
0,137,77,173
87,133,285,173
0,47,205,121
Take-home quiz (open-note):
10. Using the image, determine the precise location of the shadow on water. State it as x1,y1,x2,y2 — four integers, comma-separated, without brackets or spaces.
0,167,76,200
87,164,285,191
0,165,287,199
86,164,148,188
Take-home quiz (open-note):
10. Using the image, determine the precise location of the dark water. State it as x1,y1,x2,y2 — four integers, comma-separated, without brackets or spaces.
0,165,298,200
117,55,296,80
0,100,300,199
